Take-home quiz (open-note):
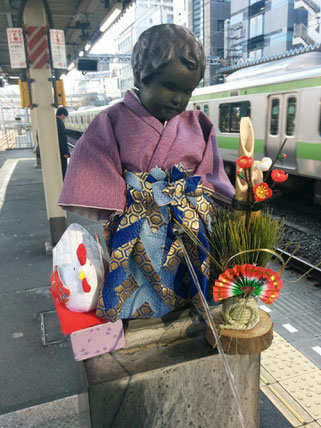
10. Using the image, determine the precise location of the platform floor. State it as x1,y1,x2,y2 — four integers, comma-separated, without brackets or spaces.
0,149,320,427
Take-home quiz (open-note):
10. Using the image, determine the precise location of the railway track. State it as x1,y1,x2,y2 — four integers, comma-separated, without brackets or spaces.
270,191,321,280
67,136,78,150
276,247,321,282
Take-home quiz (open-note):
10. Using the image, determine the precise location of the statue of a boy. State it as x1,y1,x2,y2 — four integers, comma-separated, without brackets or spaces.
59,24,234,321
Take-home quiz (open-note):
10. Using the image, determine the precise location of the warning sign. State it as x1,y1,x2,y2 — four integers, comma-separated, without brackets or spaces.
7,28,27,68
50,29,67,69
25,25,50,69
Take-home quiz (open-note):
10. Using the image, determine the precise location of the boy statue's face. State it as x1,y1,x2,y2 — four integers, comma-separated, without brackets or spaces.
138,58,201,123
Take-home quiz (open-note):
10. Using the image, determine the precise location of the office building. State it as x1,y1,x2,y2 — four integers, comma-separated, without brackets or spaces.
115,0,174,96
187,0,231,85
227,0,320,63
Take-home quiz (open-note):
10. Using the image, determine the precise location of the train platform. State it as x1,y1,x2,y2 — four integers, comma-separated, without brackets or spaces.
0,148,320,427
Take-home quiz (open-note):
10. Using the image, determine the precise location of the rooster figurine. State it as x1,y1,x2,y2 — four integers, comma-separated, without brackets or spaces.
51,223,105,312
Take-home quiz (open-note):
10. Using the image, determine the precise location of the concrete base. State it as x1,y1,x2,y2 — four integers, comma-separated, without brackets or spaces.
0,394,91,428
85,308,260,428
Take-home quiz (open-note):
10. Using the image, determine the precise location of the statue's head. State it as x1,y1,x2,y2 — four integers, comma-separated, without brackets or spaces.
131,24,206,123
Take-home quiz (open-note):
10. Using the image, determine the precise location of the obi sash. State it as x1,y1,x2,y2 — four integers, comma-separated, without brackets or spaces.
96,164,215,321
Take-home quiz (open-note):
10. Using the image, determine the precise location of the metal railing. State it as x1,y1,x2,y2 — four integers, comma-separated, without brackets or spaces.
295,0,320,13
0,124,33,150
293,23,316,47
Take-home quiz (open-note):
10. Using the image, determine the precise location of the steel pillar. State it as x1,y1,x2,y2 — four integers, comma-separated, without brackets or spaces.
24,0,66,246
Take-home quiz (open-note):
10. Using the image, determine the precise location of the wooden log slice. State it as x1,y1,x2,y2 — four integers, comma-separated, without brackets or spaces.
206,307,273,355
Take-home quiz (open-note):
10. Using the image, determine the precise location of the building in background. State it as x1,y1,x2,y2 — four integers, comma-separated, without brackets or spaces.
63,62,121,110
187,0,231,86
115,0,174,96
173,0,188,26
226,0,320,64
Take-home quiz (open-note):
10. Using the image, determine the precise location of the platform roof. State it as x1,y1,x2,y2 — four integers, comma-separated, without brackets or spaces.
0,0,132,80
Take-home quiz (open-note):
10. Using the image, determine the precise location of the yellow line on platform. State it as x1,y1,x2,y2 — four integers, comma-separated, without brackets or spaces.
260,331,321,427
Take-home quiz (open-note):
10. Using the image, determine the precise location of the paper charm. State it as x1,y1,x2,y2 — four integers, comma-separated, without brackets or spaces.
213,264,283,304
51,223,105,312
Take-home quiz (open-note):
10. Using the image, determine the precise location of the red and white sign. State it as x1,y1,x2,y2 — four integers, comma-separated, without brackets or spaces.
7,28,27,68
49,29,67,69
25,25,50,69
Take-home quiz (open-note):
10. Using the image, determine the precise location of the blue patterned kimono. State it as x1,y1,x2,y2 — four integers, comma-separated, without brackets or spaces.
96,164,215,321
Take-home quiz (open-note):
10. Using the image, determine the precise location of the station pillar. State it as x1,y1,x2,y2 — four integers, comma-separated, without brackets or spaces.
30,107,38,150
23,0,66,246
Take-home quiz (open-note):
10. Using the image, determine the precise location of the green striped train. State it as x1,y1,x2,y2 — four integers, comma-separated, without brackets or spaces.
188,51,321,204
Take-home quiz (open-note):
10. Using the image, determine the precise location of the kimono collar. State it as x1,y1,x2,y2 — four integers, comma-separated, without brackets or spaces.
123,89,172,134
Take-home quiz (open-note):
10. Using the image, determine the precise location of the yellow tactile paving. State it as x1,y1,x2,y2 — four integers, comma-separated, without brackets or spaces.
261,333,319,382
260,365,277,387
280,372,321,420
260,383,314,427
261,332,321,426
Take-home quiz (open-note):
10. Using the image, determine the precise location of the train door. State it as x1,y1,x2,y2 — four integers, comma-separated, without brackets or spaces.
193,103,209,116
266,93,297,170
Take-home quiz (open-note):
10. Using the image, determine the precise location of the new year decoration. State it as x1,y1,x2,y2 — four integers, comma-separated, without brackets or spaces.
51,223,105,312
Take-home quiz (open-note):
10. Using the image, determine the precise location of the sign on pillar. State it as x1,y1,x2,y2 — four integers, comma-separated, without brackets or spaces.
7,28,27,69
49,29,67,69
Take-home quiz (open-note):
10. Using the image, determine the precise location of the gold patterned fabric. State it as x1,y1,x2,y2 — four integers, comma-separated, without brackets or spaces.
96,164,215,321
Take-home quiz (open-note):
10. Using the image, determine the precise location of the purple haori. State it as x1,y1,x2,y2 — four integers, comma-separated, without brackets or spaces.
59,90,234,222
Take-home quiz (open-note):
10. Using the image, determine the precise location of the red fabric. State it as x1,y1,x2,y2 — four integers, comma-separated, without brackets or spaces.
51,266,70,305
50,289,107,335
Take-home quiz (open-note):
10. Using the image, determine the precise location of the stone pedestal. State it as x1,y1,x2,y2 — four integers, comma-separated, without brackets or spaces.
84,308,260,428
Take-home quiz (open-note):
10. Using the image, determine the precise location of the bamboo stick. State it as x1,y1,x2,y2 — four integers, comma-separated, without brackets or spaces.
234,117,254,220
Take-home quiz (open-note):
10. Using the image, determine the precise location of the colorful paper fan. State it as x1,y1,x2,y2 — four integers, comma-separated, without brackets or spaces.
213,264,283,304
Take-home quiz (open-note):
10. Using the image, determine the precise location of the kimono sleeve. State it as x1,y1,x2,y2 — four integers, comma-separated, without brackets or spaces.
58,110,126,222
195,112,235,202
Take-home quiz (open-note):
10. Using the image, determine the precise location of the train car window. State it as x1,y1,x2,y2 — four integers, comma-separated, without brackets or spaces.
219,104,230,132
286,97,296,136
219,101,251,133
204,104,209,115
270,99,279,135
81,116,84,125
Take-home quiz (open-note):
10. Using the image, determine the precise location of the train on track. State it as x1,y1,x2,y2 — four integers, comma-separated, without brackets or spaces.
65,51,321,203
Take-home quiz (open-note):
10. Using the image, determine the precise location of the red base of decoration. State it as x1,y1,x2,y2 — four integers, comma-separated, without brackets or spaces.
51,289,107,335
